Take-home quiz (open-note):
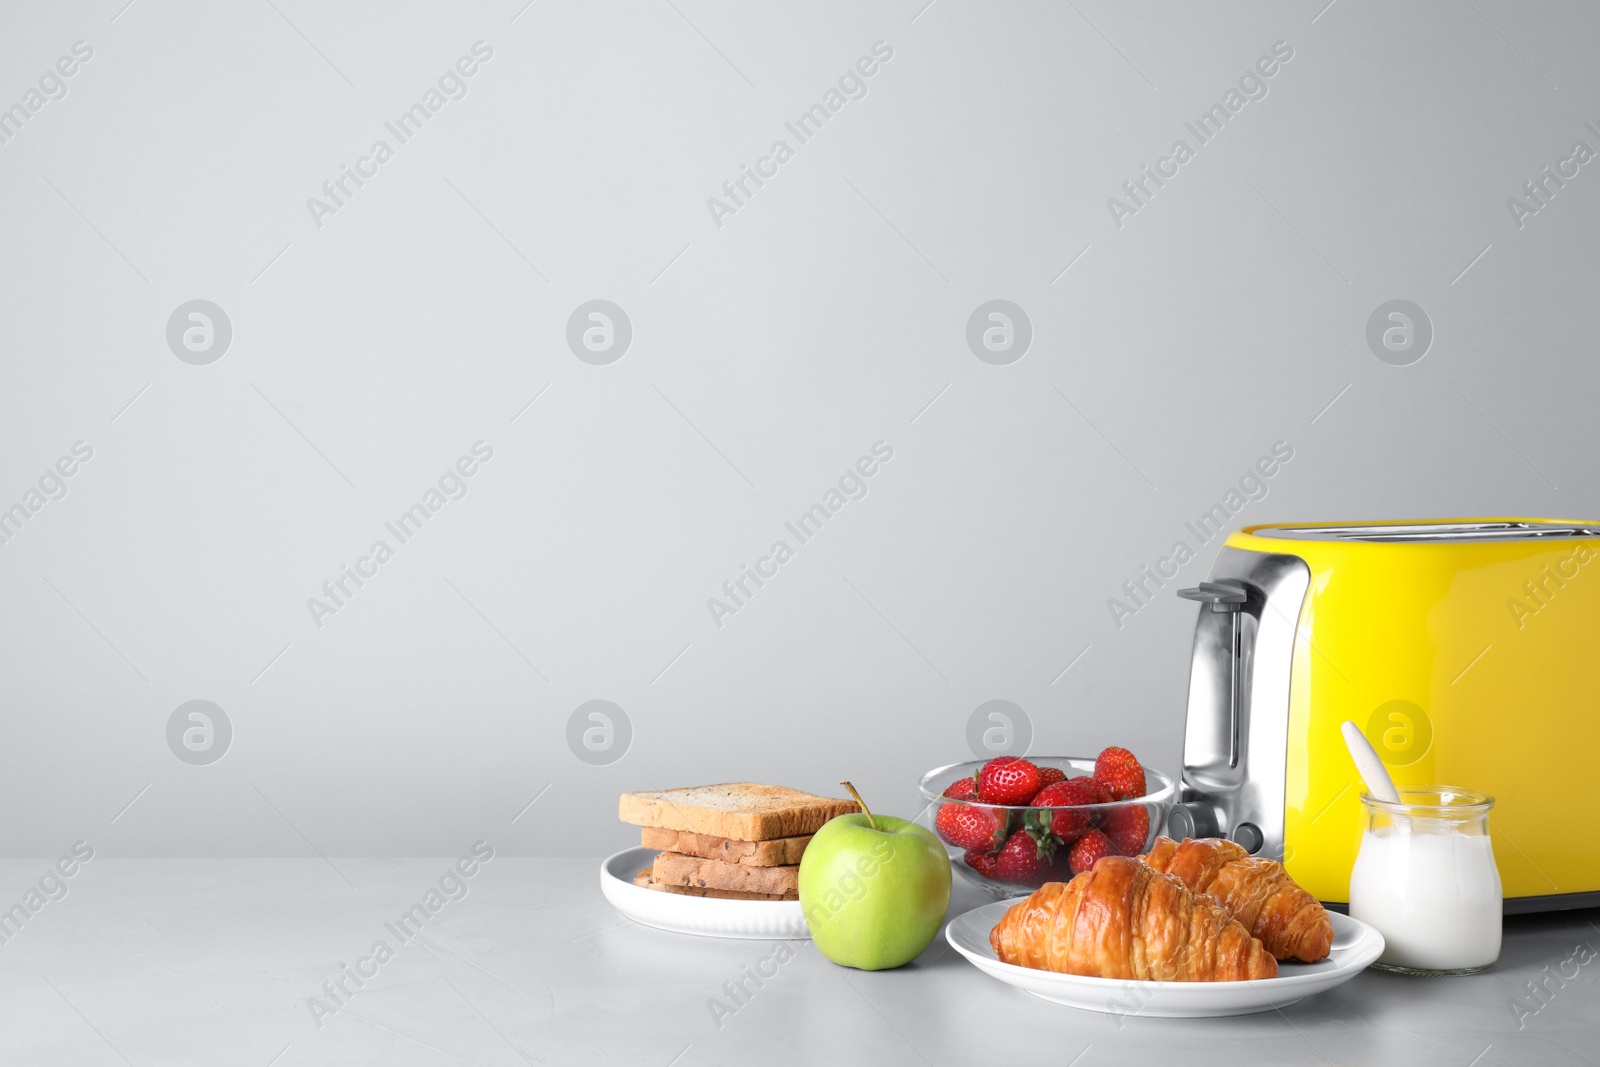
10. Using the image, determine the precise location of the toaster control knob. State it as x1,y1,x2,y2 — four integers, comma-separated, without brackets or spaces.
1231,822,1264,854
1167,802,1218,839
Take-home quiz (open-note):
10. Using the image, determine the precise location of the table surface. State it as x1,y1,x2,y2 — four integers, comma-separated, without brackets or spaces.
2,857,1596,1066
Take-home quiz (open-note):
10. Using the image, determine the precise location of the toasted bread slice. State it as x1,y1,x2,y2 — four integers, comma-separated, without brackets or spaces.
641,826,811,866
619,783,857,840
631,867,796,901
652,852,800,896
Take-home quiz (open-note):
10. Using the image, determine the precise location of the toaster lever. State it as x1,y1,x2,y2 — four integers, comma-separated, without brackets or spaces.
1177,581,1248,611
1178,581,1249,768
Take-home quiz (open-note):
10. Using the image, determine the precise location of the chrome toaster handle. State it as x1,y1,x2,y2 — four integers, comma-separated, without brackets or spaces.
1174,549,1311,863
1178,581,1248,768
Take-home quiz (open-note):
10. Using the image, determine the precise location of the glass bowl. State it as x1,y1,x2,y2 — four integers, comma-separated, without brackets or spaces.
916,757,1176,899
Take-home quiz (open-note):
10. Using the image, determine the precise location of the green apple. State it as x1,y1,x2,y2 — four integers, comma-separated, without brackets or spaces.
799,782,951,970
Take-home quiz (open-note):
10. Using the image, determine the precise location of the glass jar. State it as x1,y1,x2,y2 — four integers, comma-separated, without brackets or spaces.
1348,787,1501,975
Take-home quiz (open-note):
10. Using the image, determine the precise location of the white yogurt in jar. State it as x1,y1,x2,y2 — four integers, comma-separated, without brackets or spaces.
1349,826,1502,971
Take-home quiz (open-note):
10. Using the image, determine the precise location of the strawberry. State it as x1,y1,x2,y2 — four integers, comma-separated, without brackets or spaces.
1036,767,1066,789
1103,805,1151,856
1028,777,1104,845
1068,829,1114,875
976,756,1043,806
934,802,1009,853
964,849,1001,880
1093,746,1146,801
942,776,977,800
1074,777,1112,827
993,828,1064,887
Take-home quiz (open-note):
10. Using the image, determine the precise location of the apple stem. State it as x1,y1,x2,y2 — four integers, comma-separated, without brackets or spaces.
839,780,877,831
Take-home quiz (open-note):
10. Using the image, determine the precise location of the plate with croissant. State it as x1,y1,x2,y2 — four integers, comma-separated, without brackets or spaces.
946,838,1384,1018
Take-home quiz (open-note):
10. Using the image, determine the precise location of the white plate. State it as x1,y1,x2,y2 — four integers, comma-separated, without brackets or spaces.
946,901,1383,1018
599,847,810,941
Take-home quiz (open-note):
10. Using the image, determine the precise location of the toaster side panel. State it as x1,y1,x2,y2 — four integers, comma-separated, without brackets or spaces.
1280,570,1361,903
1262,526,1600,905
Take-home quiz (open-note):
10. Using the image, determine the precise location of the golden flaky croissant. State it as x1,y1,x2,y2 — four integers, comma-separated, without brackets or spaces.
1140,837,1333,963
989,857,1277,981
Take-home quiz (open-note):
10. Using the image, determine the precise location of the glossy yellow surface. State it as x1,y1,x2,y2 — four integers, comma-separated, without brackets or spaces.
1228,519,1600,904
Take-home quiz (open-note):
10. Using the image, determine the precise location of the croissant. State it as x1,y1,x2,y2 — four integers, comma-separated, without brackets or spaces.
989,857,1277,981
1140,837,1333,963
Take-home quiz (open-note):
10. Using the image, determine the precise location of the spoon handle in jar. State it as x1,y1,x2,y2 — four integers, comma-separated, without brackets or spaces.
1341,721,1402,804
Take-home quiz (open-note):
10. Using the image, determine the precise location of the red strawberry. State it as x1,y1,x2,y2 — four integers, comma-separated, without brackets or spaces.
1103,806,1151,856
1075,777,1112,826
964,849,1001,880
1036,767,1066,789
1028,777,1104,845
1068,829,1114,875
942,777,977,800
934,802,1009,853
993,828,1064,887
976,756,1043,806
1093,746,1146,801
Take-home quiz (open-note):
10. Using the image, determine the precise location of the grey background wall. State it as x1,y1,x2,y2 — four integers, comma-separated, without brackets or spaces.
1,0,1593,857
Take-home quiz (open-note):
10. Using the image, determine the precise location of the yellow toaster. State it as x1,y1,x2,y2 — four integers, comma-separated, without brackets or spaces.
1169,519,1600,911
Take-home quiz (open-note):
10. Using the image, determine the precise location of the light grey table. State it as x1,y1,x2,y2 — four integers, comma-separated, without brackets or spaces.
2,858,1595,1066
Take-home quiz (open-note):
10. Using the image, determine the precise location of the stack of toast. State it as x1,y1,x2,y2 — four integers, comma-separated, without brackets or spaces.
619,783,859,901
